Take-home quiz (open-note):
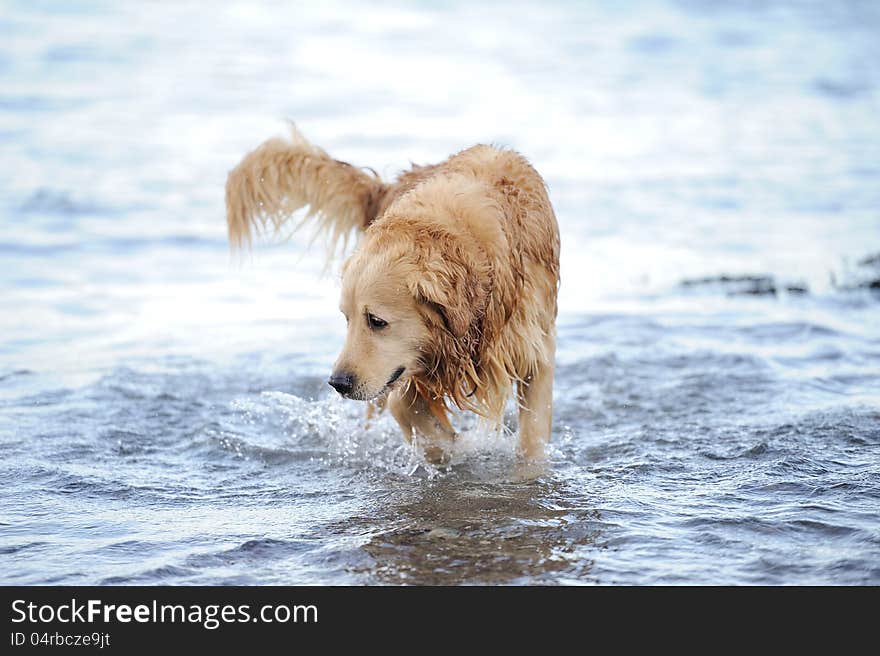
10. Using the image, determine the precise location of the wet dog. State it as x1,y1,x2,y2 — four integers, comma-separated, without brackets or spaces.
226,126,559,462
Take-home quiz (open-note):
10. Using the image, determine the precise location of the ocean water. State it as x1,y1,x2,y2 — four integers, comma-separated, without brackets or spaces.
1,0,879,585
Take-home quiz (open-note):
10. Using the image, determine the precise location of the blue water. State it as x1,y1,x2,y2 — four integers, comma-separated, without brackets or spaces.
1,0,879,584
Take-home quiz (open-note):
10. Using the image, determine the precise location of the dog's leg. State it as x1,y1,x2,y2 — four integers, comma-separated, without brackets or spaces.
517,335,556,461
365,396,387,428
388,385,456,464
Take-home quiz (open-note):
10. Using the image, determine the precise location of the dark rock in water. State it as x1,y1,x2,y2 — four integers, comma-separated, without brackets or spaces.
857,253,880,269
842,278,880,294
830,253,880,293
738,278,777,296
680,274,808,297
681,275,769,287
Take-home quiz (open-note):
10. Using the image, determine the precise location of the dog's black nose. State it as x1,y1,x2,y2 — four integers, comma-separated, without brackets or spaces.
328,373,354,396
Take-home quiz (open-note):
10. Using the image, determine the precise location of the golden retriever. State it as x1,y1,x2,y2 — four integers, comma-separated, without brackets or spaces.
225,126,559,463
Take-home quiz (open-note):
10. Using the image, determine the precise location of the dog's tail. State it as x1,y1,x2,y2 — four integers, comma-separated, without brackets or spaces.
225,123,387,255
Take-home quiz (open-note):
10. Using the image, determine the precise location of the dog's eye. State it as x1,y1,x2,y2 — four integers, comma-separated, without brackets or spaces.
367,313,388,330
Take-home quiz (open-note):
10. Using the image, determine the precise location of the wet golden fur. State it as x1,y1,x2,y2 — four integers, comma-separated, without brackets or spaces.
226,126,560,460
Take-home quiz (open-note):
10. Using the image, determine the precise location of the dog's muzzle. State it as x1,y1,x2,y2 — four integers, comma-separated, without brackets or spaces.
328,373,354,396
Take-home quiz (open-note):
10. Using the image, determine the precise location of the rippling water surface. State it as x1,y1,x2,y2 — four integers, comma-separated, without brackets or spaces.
2,0,879,584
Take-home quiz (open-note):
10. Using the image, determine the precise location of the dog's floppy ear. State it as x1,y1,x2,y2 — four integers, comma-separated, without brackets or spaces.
411,246,486,338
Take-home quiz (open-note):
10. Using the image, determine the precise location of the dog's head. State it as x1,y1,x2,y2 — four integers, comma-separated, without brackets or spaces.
327,232,487,402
